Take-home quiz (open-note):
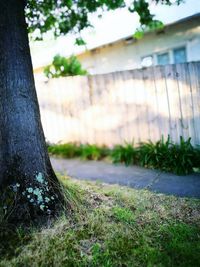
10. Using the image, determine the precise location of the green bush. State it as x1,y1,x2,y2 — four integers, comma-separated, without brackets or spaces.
48,137,200,175
111,142,138,166
80,144,109,161
48,143,110,161
48,143,81,158
111,136,200,175
138,136,172,171
168,137,197,175
139,136,199,175
44,54,88,78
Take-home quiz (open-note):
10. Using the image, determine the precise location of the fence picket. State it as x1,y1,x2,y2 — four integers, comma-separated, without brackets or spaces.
36,62,200,146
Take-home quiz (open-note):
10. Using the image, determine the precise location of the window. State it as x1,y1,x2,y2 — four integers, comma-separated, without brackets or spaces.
173,47,187,64
157,52,170,65
141,56,153,67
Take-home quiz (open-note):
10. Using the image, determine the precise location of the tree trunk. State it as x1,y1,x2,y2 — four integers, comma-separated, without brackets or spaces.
0,0,63,223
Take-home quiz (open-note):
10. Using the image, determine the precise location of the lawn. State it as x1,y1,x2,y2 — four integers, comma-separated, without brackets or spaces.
0,176,200,267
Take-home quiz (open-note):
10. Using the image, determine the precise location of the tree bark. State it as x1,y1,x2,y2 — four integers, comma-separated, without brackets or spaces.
0,0,63,223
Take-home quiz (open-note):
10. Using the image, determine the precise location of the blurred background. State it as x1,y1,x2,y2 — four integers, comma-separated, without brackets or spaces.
31,0,200,147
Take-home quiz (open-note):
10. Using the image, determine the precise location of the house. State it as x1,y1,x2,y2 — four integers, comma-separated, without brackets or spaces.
33,13,200,79
75,13,200,74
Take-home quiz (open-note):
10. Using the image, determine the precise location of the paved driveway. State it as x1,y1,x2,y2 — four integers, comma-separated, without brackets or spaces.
51,157,200,198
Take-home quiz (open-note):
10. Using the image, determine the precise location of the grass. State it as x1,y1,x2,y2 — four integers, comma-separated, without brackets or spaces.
1,177,200,267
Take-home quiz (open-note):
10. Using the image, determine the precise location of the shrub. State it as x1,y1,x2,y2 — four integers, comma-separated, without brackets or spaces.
138,136,172,171
44,54,88,78
80,144,110,161
139,136,200,175
168,137,196,175
111,142,138,166
48,143,81,158
111,136,200,175
193,146,200,170
48,143,110,161
48,137,200,175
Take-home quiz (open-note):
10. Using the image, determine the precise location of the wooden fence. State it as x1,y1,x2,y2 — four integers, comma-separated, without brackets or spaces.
35,62,200,146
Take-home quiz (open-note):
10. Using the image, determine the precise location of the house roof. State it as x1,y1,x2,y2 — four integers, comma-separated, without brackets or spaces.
86,12,200,53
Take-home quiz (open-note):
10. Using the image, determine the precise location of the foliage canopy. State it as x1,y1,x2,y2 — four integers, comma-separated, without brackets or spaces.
25,0,184,40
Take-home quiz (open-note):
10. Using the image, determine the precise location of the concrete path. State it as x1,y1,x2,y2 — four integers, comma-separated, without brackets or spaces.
50,157,200,198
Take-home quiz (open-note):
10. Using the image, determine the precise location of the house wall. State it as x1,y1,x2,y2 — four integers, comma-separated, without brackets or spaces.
77,18,200,74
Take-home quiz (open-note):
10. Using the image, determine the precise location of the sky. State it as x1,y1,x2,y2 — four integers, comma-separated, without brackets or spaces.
30,0,200,69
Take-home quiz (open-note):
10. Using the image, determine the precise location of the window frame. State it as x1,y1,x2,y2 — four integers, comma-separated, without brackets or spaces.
156,51,170,66
140,44,187,68
172,45,187,64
